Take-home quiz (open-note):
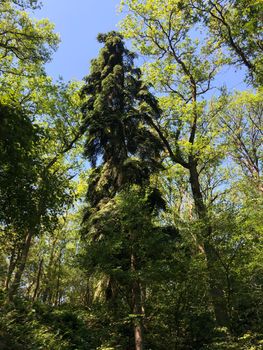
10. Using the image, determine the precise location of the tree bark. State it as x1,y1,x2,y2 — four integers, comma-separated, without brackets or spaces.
54,251,62,306
32,258,44,301
5,244,19,291
8,231,33,299
42,237,57,303
189,160,230,327
131,252,144,350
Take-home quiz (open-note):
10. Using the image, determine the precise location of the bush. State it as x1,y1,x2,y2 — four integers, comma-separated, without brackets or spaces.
0,298,93,350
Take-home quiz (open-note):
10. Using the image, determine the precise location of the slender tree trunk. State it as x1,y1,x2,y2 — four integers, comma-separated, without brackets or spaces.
134,321,143,350
5,245,19,291
42,237,57,303
131,251,144,350
26,281,35,298
189,159,230,327
203,241,230,327
32,258,44,301
8,231,33,299
54,274,60,306
84,279,92,306
54,252,62,306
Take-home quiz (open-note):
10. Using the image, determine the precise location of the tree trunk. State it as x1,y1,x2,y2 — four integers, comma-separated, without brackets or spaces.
54,252,62,306
83,279,92,306
203,241,230,327
42,237,57,303
32,258,44,301
189,160,230,327
131,252,144,350
134,321,143,350
5,245,19,291
8,231,33,299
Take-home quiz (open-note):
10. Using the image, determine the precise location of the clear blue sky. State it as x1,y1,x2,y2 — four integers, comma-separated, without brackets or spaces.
34,0,121,81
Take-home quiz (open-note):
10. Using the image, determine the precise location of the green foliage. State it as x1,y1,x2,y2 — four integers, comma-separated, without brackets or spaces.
0,103,38,229
201,328,263,350
0,298,94,349
194,0,263,85
0,0,59,75
0,0,84,299
0,1,262,349
81,31,163,210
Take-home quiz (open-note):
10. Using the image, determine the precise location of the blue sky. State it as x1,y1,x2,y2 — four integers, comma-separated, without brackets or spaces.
34,0,121,81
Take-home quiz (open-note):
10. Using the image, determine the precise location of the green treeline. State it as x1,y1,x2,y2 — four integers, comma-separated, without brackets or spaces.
0,1,262,349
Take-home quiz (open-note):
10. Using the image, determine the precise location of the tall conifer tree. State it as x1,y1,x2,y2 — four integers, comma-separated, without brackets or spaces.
81,32,166,350
81,31,163,209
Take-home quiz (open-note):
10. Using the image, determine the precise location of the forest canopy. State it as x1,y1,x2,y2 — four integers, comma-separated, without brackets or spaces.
0,1,262,349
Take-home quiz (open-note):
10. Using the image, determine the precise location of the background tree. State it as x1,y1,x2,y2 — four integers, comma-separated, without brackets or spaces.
120,0,263,334
120,0,231,327
0,0,84,298
0,80,84,299
192,0,263,85
0,0,58,76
